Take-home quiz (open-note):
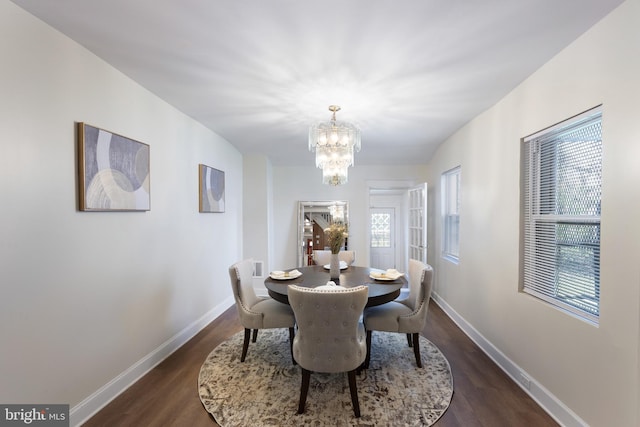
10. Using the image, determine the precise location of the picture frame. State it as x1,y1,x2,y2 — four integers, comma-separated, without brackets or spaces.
199,164,225,213
77,122,150,211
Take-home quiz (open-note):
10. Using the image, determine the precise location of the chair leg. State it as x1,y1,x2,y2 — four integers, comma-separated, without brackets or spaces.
252,329,258,343
289,327,296,365
298,368,311,414
412,333,422,368
364,330,372,369
241,328,251,362
348,369,361,418
407,333,413,347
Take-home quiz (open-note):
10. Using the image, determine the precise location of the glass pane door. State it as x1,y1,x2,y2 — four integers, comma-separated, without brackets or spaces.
408,183,427,263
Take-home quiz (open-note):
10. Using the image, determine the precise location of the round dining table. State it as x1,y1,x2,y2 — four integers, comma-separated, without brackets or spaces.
264,265,407,307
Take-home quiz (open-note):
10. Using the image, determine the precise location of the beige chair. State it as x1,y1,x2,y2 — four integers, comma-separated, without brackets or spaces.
228,259,296,363
339,250,356,265
312,250,331,265
363,260,433,368
312,250,356,266
288,284,368,418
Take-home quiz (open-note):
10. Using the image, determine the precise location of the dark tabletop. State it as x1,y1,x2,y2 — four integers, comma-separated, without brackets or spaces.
264,265,406,307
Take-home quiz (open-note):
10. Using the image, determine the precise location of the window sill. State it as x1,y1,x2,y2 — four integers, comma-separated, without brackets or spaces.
442,254,459,265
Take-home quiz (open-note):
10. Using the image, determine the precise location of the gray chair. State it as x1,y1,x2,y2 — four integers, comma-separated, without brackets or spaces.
312,250,356,266
363,260,433,368
339,250,356,265
228,259,296,363
288,284,368,418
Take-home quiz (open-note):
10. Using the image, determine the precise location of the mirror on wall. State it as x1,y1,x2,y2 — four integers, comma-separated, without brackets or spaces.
297,201,349,267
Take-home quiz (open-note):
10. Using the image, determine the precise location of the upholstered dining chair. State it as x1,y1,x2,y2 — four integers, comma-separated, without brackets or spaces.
312,250,331,265
288,284,368,418
312,250,356,266
339,250,356,266
363,259,433,368
228,259,296,363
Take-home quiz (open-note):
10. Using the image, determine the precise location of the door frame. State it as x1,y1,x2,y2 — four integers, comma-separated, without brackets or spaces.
367,180,427,273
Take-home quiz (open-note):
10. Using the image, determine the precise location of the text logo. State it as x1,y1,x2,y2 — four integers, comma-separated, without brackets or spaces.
0,405,68,426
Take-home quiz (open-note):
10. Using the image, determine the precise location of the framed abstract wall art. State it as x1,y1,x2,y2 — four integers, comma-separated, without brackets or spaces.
199,164,225,213
77,122,150,211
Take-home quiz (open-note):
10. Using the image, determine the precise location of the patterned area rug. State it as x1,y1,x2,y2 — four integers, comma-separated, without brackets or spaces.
198,328,453,426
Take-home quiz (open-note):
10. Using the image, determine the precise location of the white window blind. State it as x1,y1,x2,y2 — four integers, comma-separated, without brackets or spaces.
522,107,602,323
442,166,460,261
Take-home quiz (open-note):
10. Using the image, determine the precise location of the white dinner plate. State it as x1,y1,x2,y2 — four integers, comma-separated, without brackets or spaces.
269,270,302,280
370,270,404,281
323,261,348,270
369,274,398,281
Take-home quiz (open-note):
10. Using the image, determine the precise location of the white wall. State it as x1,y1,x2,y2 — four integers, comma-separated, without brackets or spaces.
426,1,639,426
243,155,272,286
0,1,241,423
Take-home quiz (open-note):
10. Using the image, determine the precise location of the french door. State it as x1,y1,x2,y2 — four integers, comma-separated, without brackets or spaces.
408,183,427,263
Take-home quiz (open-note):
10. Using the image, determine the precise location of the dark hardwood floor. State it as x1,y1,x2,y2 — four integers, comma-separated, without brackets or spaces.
83,301,558,426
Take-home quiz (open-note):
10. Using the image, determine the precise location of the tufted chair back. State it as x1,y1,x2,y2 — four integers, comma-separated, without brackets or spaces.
398,261,433,332
312,250,331,265
312,250,356,266
363,260,433,368
403,259,431,310
228,259,296,363
339,250,356,266
288,284,368,417
229,259,261,328
289,284,368,373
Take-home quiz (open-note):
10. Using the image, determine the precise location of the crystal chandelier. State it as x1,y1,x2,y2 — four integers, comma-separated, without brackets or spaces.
309,105,361,185
328,203,345,221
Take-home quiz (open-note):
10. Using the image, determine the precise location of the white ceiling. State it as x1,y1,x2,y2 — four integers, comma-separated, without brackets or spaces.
12,0,623,166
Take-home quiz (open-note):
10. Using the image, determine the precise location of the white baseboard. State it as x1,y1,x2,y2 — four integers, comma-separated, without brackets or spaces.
70,296,235,427
431,292,588,427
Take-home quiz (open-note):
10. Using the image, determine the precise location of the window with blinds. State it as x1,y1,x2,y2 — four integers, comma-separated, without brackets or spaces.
522,106,602,324
442,166,461,262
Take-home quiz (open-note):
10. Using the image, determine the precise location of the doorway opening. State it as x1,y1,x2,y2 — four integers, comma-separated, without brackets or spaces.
368,182,427,273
